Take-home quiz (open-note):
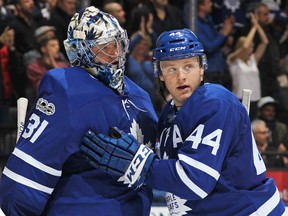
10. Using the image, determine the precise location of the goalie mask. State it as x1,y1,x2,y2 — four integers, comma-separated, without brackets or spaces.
153,28,208,76
64,6,129,94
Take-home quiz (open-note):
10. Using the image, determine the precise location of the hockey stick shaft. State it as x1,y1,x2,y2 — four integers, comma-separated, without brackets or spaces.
242,89,252,114
16,97,28,142
0,100,28,215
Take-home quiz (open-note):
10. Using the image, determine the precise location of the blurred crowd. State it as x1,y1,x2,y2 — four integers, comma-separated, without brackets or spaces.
0,0,288,169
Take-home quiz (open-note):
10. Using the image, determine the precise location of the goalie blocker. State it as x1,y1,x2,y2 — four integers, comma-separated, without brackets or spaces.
81,128,156,187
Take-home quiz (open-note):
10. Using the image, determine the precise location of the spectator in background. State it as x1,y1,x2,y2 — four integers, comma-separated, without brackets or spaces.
27,35,69,99
269,10,288,126
23,25,69,105
252,119,270,154
227,12,268,120
256,96,288,167
102,1,158,53
100,1,157,57
255,3,281,101
197,0,234,85
49,0,77,58
125,3,164,115
126,32,163,115
127,4,158,49
33,0,58,26
0,24,16,126
252,119,288,168
145,0,185,38
4,0,35,101
23,25,56,66
23,25,68,67
8,0,37,55
211,0,248,31
103,0,126,28
236,3,281,101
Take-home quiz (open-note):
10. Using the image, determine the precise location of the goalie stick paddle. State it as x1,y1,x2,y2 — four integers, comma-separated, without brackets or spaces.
16,97,28,142
242,89,252,115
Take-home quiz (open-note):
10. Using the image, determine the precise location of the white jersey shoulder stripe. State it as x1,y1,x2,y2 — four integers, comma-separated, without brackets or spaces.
249,188,282,216
3,167,53,194
13,148,62,176
178,154,220,180
176,160,207,199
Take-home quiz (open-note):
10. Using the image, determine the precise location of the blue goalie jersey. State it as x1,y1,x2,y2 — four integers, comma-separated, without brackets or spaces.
0,67,158,216
146,83,285,215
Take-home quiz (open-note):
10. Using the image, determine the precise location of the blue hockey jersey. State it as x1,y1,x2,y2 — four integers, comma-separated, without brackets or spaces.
146,83,285,215
0,66,158,216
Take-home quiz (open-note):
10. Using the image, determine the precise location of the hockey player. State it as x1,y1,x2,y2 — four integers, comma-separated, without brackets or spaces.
81,28,285,215
0,6,157,216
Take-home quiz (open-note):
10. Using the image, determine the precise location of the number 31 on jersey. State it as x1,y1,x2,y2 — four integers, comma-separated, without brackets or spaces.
22,113,49,143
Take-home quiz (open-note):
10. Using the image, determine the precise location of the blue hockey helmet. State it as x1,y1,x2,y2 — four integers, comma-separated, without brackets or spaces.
64,6,129,94
153,28,207,76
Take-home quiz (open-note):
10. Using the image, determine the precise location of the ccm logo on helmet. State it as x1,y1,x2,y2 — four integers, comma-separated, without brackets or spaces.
169,32,181,36
170,46,185,52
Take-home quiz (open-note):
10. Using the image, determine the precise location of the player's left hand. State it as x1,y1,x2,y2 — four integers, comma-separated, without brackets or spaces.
81,128,156,187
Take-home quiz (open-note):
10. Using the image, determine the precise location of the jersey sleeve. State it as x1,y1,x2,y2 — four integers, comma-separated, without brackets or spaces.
0,69,79,215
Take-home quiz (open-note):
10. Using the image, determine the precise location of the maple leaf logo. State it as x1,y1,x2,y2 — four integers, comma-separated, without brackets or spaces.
130,119,152,148
166,192,192,215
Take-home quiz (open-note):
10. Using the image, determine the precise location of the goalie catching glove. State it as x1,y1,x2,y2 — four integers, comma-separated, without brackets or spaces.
81,127,156,187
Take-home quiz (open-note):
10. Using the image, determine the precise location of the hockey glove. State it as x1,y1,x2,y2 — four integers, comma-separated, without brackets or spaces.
81,127,156,187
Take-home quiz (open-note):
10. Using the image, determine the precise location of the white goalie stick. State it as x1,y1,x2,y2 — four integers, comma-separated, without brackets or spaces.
16,97,28,142
242,89,252,114
0,100,28,215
